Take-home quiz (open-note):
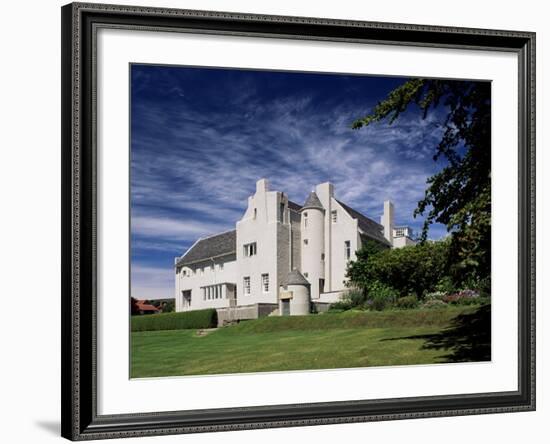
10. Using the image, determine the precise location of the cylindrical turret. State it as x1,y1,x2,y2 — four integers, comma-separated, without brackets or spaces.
284,269,311,316
300,191,325,299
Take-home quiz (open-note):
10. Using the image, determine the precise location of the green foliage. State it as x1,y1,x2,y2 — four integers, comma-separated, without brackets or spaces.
361,239,389,257
329,288,366,311
160,300,175,313
442,290,489,306
435,277,456,294
130,297,139,315
131,309,218,332
366,281,398,311
395,295,419,309
352,79,491,289
346,240,450,299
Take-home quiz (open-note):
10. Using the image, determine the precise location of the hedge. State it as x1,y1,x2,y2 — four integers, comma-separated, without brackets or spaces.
131,309,218,332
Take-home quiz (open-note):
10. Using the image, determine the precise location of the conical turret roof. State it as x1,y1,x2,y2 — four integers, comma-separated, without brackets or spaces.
301,191,324,211
285,269,310,286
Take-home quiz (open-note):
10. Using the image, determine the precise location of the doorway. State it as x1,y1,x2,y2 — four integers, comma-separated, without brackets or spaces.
281,299,290,316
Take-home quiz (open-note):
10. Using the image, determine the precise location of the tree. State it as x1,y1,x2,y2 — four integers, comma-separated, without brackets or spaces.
346,240,450,299
352,79,491,288
130,297,140,316
161,300,175,313
344,240,388,295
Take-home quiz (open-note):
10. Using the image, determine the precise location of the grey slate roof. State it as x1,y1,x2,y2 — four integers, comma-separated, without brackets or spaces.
336,200,391,246
288,200,302,212
176,198,389,268
285,269,310,286
176,230,236,267
301,191,324,211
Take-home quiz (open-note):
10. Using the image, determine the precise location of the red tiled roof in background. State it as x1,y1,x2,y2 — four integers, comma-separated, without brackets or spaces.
136,302,160,312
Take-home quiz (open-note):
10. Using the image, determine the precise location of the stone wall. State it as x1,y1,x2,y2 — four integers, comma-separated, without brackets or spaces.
312,302,332,313
216,303,278,327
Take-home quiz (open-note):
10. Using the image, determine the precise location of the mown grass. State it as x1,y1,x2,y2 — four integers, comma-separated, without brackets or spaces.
130,306,482,378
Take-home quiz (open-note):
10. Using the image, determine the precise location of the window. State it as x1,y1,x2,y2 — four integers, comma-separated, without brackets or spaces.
303,239,309,245
243,242,257,257
218,262,224,271
321,253,325,261
253,208,257,219
304,212,308,227
182,290,192,307
394,227,411,238
261,273,269,293
304,272,309,278
331,210,338,223
345,240,351,260
243,277,251,295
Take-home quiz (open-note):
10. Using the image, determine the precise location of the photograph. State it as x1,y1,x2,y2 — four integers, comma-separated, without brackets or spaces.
129,64,492,378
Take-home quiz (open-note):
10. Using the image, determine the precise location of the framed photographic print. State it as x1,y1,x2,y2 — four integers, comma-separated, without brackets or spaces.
61,2,536,440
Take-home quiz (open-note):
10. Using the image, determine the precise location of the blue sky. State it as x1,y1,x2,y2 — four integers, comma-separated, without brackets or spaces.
130,64,451,299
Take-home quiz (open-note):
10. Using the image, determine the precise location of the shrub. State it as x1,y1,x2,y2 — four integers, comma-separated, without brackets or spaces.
424,291,446,302
443,290,480,305
346,239,450,299
326,306,347,313
395,295,419,309
329,288,366,311
344,288,367,306
131,309,218,332
435,276,456,294
421,299,448,309
366,281,397,311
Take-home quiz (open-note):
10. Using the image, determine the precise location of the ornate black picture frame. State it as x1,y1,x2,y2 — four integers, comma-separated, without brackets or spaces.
61,2,535,440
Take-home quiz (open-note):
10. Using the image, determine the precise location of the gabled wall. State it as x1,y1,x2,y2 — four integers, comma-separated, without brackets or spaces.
235,179,289,305
327,198,359,295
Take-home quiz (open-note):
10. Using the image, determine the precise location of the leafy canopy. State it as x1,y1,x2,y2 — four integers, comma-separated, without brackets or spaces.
346,240,450,299
352,79,491,286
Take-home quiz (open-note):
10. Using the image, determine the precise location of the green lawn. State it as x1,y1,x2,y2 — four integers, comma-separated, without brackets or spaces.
130,306,489,378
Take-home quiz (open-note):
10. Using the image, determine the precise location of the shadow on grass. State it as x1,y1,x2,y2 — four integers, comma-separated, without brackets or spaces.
384,304,491,363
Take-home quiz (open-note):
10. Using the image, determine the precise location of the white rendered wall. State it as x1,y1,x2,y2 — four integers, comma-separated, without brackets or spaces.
381,200,395,243
300,207,325,299
393,236,416,248
235,179,285,305
315,182,335,291
328,198,360,293
175,258,238,311
315,183,360,294
288,284,310,315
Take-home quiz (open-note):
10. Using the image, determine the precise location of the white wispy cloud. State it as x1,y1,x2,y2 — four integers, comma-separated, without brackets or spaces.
130,67,455,298
132,215,229,241
131,265,174,299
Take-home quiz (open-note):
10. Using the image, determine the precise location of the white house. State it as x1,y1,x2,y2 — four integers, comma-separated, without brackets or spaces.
174,179,415,319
